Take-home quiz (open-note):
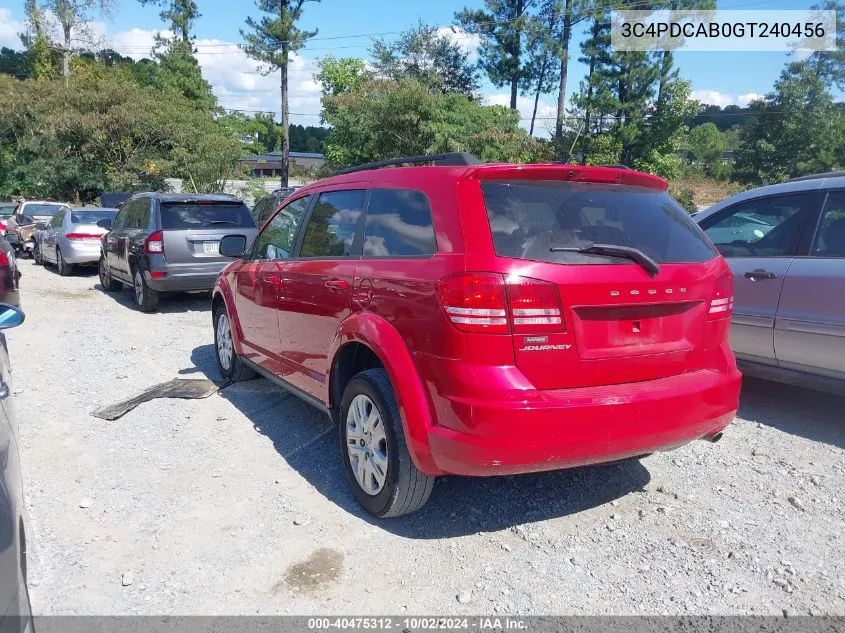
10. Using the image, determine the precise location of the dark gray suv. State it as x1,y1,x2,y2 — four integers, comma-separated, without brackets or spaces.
98,193,258,312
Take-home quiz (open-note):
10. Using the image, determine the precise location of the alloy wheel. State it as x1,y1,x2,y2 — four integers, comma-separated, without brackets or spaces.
345,394,389,495
216,313,233,372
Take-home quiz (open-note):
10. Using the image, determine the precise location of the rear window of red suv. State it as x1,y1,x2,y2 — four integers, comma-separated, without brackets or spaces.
481,180,717,265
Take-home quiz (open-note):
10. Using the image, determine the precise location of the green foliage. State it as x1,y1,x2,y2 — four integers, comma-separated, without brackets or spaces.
673,187,697,214
152,39,217,110
315,55,367,98
370,22,480,99
687,122,725,176
734,61,844,184
320,77,550,168
0,65,241,201
240,0,319,71
139,0,200,42
456,0,533,109
583,134,622,166
633,149,684,181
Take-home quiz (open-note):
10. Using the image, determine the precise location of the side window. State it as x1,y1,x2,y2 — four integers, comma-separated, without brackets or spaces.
300,190,366,258
363,189,436,257
254,195,312,261
112,206,128,231
137,199,152,230
812,191,845,258
50,210,64,228
121,202,139,230
250,197,269,225
701,193,813,258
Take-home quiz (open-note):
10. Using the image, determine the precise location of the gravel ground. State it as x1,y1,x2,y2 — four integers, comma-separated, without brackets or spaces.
7,258,845,615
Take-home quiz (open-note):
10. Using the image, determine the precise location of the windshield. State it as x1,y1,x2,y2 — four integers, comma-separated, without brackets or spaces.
0,204,16,217
160,202,255,230
481,180,717,265
25,203,66,217
70,209,117,225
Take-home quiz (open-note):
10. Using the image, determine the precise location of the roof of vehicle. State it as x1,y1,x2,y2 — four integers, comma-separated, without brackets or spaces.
694,173,845,223
20,200,70,206
70,207,118,212
130,192,244,203
294,162,668,198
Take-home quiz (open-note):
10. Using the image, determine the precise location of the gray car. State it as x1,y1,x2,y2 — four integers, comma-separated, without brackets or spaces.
695,172,845,394
0,303,32,632
34,207,117,276
98,193,258,312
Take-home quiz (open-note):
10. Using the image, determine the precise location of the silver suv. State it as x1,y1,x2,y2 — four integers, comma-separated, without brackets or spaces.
98,193,258,312
695,172,845,394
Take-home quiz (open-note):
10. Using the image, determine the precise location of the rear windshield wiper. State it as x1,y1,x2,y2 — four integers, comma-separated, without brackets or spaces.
550,243,660,277
204,220,238,226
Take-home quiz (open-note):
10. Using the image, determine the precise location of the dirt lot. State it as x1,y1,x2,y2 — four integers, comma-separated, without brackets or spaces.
7,259,845,615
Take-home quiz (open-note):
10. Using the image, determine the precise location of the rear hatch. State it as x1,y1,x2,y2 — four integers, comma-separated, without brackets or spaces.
159,201,257,264
480,177,728,389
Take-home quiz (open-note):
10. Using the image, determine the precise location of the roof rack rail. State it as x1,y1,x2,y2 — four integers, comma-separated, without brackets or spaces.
789,171,845,182
331,152,481,177
552,161,632,170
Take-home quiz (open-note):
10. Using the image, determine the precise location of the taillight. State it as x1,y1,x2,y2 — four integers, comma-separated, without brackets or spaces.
437,273,567,335
708,272,734,318
436,273,509,334
145,230,164,254
0,250,8,267
505,276,565,333
66,233,102,240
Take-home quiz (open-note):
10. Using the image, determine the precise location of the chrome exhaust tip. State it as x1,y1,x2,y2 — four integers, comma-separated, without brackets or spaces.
702,432,723,444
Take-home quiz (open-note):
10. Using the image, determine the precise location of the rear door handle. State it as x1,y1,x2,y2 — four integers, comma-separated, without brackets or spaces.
325,279,350,291
744,270,778,280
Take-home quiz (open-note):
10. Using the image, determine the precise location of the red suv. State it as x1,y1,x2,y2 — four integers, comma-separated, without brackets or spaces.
212,153,741,518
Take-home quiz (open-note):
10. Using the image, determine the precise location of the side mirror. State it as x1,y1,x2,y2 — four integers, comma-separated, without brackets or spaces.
219,234,247,258
96,218,112,230
34,223,47,231
0,304,24,330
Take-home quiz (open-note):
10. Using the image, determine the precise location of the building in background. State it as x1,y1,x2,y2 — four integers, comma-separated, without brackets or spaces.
239,151,325,178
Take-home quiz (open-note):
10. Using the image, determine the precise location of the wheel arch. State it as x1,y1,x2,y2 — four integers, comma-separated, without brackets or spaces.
212,282,245,356
328,312,440,475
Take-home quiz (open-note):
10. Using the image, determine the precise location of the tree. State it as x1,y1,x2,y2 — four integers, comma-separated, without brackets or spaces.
456,0,534,110
154,39,217,110
688,122,725,175
21,0,58,79
519,0,562,135
241,0,320,188
798,0,845,91
138,0,200,43
370,22,480,99
319,76,551,168
42,0,115,84
550,0,592,156
735,61,844,184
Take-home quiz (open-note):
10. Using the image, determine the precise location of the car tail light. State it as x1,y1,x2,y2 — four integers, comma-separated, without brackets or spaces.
66,233,102,240
505,276,565,333
708,272,734,319
145,230,164,254
150,271,166,279
0,221,6,231
436,273,508,334
0,250,8,267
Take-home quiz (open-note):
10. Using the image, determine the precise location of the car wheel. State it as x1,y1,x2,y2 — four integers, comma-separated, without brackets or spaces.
56,248,73,276
133,267,160,313
339,368,435,518
99,257,122,292
33,243,42,266
213,304,257,382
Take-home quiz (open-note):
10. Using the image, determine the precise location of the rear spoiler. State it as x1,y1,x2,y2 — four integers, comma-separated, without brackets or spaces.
463,164,669,191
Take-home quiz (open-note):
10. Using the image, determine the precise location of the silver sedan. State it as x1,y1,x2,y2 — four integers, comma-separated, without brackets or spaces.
35,207,117,276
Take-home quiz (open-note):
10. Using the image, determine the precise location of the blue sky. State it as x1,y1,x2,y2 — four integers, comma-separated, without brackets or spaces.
0,0,822,135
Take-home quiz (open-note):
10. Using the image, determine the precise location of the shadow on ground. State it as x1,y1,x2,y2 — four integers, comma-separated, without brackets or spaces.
739,376,845,450
190,343,651,538
96,282,213,314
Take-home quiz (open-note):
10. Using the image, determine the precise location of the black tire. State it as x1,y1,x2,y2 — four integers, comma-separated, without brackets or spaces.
33,243,43,266
56,248,73,276
132,267,160,313
339,369,435,518
213,303,257,382
99,256,122,292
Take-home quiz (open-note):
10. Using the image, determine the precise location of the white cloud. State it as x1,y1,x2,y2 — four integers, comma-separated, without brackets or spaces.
692,89,766,108
436,26,481,61
0,9,26,49
486,93,558,137
103,28,323,126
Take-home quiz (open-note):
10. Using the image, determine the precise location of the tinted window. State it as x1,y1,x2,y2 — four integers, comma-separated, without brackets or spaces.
250,197,272,225
0,205,16,217
26,203,65,217
363,189,436,257
812,191,845,258
702,193,812,258
70,209,117,225
482,181,717,265
160,202,254,230
112,206,129,231
254,196,311,260
300,190,365,258
49,210,65,228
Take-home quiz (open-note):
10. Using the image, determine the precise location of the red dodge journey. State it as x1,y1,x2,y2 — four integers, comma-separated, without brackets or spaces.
212,153,742,517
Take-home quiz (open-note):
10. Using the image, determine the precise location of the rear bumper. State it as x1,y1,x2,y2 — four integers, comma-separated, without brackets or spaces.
424,367,741,476
61,241,101,264
144,263,225,292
